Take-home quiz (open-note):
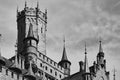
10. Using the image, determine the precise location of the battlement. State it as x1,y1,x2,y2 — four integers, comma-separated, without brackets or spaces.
17,7,47,22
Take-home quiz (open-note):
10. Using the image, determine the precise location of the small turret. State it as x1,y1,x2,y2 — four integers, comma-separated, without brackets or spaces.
9,50,22,74
24,23,38,74
97,40,105,68
58,37,71,77
24,61,36,80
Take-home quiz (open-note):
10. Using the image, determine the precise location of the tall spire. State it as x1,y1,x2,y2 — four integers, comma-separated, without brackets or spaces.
61,36,68,61
84,42,89,73
16,6,19,17
113,68,116,80
37,1,39,9
24,1,27,10
25,1,27,8
99,38,103,52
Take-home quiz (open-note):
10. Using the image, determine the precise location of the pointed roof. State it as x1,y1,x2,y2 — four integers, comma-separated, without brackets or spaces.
61,37,68,61
24,23,39,44
84,43,89,73
27,23,34,38
97,39,104,57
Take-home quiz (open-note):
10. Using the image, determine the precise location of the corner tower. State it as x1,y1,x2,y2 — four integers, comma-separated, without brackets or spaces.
17,2,47,55
58,38,71,77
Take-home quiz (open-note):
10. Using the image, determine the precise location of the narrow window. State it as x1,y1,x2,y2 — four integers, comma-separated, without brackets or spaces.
50,69,52,73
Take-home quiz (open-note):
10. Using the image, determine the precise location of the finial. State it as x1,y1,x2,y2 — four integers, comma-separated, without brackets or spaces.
99,37,103,52
63,35,66,47
84,42,87,54
113,68,116,80
45,9,47,14
0,34,2,57
37,1,39,9
17,6,19,13
25,1,27,8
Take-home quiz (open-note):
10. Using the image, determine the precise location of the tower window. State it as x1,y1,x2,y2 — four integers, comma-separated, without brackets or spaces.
39,53,41,57
17,74,19,80
40,63,42,67
6,70,8,75
55,72,57,76
50,69,52,73
11,72,14,78
59,75,61,78
45,66,48,70
47,58,49,62
54,62,56,66
50,60,52,64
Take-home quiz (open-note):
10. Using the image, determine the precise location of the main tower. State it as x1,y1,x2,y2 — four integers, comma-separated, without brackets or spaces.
17,2,47,55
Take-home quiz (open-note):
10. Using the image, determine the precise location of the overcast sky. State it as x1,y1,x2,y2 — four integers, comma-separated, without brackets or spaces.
0,0,120,80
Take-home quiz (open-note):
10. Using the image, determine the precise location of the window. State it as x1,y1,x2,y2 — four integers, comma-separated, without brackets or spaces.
39,53,41,57
6,70,8,75
43,55,45,59
50,60,52,64
47,58,49,62
54,62,56,66
55,72,57,76
45,66,48,70
0,65,2,72
22,77,24,80
50,69,52,73
17,74,19,80
40,63,42,67
60,75,61,78
11,72,14,78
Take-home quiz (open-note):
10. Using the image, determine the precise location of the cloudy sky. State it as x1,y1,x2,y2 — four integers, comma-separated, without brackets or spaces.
0,0,120,80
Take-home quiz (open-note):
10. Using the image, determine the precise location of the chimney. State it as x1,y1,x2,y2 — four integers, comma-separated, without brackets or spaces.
79,61,84,72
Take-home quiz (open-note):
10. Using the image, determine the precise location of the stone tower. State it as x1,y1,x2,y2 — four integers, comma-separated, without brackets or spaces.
17,2,47,55
58,38,71,77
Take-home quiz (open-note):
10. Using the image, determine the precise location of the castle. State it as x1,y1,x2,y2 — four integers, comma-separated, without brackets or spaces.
0,2,110,80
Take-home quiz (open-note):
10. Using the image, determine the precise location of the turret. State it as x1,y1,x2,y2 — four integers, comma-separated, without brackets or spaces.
9,50,22,74
58,38,71,77
23,22,38,75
